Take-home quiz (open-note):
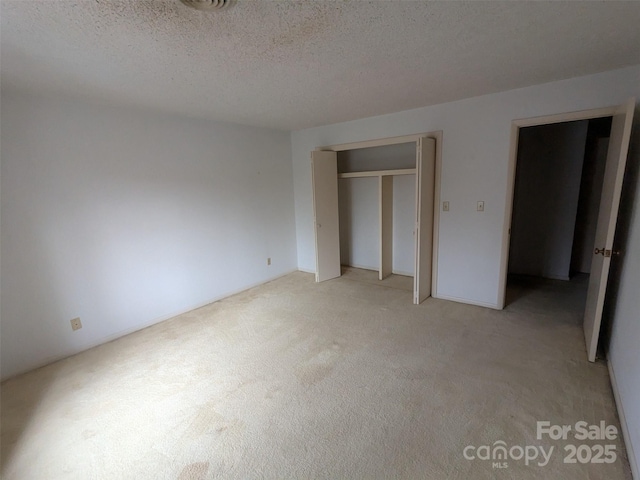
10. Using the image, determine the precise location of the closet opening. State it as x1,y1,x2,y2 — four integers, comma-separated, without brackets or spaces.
311,132,441,305
338,142,416,286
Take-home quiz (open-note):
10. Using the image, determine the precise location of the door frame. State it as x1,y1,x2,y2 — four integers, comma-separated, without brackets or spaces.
497,105,620,309
317,130,443,298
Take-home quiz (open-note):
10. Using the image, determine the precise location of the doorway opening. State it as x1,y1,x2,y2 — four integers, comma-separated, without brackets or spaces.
508,117,612,283
506,118,612,342
499,99,634,362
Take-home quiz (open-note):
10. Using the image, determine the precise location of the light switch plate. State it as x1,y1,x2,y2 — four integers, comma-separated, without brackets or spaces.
443,201,450,212
477,201,484,212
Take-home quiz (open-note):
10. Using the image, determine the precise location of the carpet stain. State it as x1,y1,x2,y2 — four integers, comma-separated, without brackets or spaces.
401,392,425,412
183,402,224,438
264,384,281,399
296,347,341,386
178,462,209,480
401,367,432,381
216,417,245,435
182,399,247,446
296,363,334,386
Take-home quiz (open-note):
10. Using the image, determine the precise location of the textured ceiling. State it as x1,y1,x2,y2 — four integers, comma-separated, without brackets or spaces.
2,1,640,130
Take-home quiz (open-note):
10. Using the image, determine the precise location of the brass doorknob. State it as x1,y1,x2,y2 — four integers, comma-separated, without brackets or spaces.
594,248,617,257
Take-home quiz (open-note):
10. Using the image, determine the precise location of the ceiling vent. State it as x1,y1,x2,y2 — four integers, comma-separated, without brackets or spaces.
179,0,230,11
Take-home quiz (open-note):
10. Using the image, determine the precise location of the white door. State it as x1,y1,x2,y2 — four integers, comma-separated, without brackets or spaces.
312,150,341,282
583,98,635,362
414,137,436,304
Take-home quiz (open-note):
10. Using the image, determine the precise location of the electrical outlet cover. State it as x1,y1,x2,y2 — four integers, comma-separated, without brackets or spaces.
70,317,82,331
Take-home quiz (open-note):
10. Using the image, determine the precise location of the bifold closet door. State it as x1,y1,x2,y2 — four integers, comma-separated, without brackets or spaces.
312,150,341,282
413,137,436,304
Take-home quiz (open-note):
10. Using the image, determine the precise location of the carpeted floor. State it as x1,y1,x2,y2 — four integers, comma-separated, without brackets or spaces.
0,269,632,479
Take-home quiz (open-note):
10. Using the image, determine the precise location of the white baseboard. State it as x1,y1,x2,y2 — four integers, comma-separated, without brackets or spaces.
432,293,501,310
1,268,299,381
297,267,316,274
343,263,378,272
340,264,413,277
392,269,413,277
608,359,638,479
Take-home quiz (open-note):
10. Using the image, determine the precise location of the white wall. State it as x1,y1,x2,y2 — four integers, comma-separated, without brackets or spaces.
0,90,297,379
392,174,416,276
337,142,416,173
292,65,640,307
338,176,415,275
508,121,588,280
338,177,378,270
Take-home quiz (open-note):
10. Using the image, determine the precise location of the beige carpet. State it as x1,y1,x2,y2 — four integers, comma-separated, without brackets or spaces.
0,270,631,479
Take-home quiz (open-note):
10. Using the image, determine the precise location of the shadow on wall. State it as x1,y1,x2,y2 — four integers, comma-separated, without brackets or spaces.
601,106,640,355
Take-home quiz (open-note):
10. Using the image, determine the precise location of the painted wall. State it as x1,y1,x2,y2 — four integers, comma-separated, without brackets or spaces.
508,121,588,280
338,176,415,275
292,65,640,307
337,142,416,173
392,174,416,276
337,142,416,275
0,91,297,379
338,177,378,270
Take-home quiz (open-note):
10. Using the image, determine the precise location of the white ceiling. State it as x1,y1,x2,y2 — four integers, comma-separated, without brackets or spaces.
2,1,639,130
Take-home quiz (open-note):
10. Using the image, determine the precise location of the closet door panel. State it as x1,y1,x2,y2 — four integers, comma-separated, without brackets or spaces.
414,138,436,303
312,150,341,282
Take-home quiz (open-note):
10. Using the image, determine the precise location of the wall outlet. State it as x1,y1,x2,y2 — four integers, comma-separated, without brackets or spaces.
267,257,271,266
443,201,450,212
477,201,485,212
70,317,82,331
